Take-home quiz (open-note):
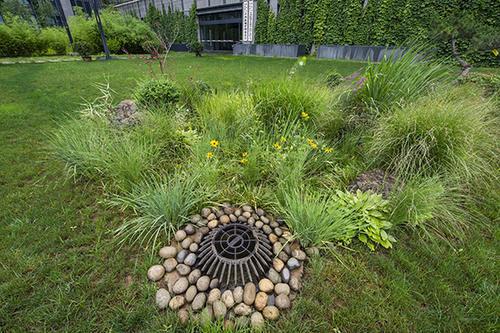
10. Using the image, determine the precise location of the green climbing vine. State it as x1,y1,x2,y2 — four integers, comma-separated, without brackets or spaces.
254,0,499,66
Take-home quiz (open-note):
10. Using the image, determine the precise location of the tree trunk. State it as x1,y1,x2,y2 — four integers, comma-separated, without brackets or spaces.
451,37,471,77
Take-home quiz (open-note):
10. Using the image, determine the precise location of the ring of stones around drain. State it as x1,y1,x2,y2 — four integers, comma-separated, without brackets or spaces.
147,204,308,328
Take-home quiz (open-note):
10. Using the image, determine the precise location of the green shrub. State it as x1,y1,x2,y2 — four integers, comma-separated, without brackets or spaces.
179,79,215,110
188,41,203,56
369,85,497,181
252,80,331,133
39,27,68,55
0,17,41,57
324,69,343,88
111,174,208,248
350,46,447,113
73,40,93,57
134,78,180,107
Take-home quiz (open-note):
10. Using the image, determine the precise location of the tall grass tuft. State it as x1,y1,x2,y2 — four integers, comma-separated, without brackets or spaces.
369,85,497,182
252,79,331,133
350,45,447,113
389,177,473,242
111,174,208,249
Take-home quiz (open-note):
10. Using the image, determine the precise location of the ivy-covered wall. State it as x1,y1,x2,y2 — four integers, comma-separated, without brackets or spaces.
254,0,500,65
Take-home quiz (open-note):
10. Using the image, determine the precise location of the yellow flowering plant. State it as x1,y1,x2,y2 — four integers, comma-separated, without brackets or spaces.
210,139,220,148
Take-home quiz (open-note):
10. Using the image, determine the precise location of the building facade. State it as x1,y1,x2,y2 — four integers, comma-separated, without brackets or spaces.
115,0,279,50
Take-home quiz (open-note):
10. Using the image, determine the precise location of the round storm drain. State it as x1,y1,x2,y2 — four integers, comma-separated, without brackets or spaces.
196,223,273,287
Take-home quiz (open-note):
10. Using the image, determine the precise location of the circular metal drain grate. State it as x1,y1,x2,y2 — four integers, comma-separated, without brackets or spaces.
196,223,273,287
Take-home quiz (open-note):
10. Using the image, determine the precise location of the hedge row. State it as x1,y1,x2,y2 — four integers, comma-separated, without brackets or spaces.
255,0,500,66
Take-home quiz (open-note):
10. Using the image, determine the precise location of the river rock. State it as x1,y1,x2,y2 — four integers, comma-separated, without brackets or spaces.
208,288,221,304
258,278,274,293
234,303,252,316
201,207,211,218
243,282,256,305
181,237,192,249
207,213,216,221
268,268,281,284
185,285,197,303
196,276,210,291
213,300,227,319
281,268,290,283
192,292,206,311
207,219,218,229
188,269,201,284
274,283,290,296
250,311,265,328
189,243,199,252
274,227,283,237
292,249,306,261
155,288,171,309
176,249,188,263
210,278,219,289
233,286,243,303
169,295,185,310
184,224,195,235
220,215,230,224
163,258,177,272
289,276,300,291
262,306,279,320
173,277,189,294
178,308,189,325
159,246,177,259
176,264,191,276
287,257,300,270
273,258,284,272
147,265,165,281
184,253,197,266
174,230,187,242
254,291,268,311
221,290,235,309
275,294,291,310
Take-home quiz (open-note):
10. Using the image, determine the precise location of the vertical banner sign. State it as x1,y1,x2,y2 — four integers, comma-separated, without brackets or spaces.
242,1,249,42
242,0,254,43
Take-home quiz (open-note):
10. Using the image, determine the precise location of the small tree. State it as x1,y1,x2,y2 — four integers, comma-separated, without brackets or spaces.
436,14,499,77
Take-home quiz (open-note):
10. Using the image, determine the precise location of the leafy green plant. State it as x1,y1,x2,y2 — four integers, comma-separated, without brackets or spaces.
369,84,497,182
335,190,394,250
111,174,207,249
0,16,42,57
134,78,180,108
39,27,68,55
324,69,344,88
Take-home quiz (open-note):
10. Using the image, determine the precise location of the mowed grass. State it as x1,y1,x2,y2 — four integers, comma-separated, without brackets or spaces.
0,53,498,332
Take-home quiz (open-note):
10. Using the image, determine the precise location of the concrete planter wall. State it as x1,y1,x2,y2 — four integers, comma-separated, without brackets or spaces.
317,45,407,62
233,44,307,58
170,43,189,52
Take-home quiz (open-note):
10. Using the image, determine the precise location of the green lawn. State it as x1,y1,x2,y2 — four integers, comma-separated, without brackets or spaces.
0,53,498,332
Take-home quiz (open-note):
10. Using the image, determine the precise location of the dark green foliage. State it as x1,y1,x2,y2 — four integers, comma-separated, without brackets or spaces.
255,0,499,66
188,41,203,56
73,40,93,57
134,78,180,107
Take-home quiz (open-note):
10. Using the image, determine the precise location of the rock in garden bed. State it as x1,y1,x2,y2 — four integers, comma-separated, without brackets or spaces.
347,169,396,199
147,204,308,328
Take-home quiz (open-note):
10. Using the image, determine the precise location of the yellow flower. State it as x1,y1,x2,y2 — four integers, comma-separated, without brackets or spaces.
273,142,282,150
307,138,318,149
240,158,249,165
210,139,219,148
301,111,310,121
492,48,499,57
206,152,214,159
323,147,333,153
280,136,287,143
242,151,249,158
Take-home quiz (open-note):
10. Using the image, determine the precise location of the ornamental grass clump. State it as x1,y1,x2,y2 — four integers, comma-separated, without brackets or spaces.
350,45,447,113
252,80,331,133
111,175,207,249
369,85,497,183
